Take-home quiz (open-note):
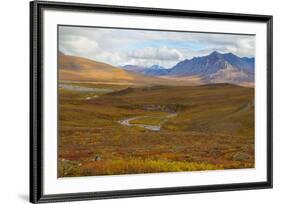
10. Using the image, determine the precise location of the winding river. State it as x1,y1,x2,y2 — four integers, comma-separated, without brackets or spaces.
118,113,177,131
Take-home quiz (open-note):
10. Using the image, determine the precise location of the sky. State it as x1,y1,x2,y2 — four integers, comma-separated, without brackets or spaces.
59,26,255,68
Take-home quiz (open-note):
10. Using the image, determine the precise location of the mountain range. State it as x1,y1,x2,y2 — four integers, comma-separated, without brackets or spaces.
121,51,255,86
59,51,255,87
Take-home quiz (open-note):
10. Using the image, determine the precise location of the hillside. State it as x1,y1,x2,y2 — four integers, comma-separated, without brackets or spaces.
59,82,254,176
59,54,136,82
59,54,201,86
169,51,254,85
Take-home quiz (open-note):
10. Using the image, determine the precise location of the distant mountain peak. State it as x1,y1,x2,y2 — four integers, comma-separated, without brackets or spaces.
169,51,254,85
120,64,168,76
121,65,146,72
208,51,224,59
210,51,220,55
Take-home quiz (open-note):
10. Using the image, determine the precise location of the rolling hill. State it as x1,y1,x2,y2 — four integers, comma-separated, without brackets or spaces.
59,54,195,86
59,54,135,82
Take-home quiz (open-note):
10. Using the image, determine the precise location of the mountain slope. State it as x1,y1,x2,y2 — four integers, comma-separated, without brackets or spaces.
59,55,136,82
59,54,189,85
169,51,254,85
223,53,254,74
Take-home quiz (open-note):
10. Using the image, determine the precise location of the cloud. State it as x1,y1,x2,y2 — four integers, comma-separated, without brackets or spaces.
58,26,255,68
60,36,99,57
128,46,183,61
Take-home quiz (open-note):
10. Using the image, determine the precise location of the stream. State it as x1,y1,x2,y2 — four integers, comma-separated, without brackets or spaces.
118,113,177,131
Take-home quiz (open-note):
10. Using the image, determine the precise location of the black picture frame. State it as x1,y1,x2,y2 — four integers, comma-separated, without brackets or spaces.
30,1,273,203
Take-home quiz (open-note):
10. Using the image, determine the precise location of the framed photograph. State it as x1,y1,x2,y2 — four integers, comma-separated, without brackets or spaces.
30,1,273,203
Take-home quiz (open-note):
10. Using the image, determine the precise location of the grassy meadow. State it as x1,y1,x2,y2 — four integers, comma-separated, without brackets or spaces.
58,82,254,177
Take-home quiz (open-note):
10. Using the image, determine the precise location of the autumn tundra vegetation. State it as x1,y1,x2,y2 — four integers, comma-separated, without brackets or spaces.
58,53,254,177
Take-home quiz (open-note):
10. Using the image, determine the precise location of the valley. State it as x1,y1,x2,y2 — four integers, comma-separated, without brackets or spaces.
57,27,256,177
58,81,254,177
